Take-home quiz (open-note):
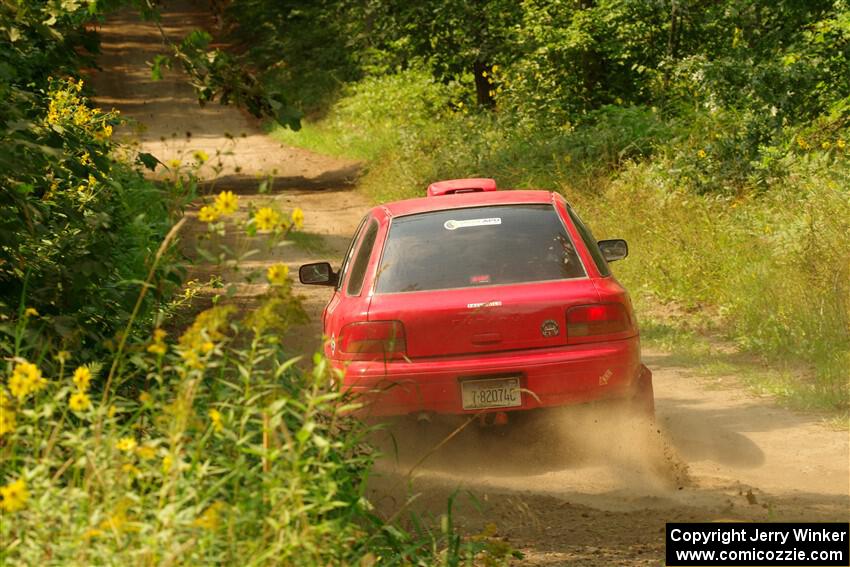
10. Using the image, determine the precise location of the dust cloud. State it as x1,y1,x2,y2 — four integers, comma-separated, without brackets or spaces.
368,403,691,510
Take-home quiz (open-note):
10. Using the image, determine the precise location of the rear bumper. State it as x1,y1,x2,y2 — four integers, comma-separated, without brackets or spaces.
337,338,646,417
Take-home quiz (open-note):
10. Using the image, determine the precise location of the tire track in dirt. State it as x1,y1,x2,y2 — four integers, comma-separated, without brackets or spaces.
89,2,849,565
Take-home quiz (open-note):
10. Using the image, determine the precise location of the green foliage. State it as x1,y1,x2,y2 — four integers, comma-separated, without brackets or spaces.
223,0,363,116
156,28,302,129
257,0,850,192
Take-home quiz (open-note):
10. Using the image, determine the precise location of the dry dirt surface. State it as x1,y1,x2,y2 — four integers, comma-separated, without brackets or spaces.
90,2,849,565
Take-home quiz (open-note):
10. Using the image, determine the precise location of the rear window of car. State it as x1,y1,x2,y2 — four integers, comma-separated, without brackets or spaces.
375,204,585,293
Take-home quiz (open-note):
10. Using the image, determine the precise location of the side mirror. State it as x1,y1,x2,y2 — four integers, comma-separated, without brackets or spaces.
598,239,628,262
299,262,338,286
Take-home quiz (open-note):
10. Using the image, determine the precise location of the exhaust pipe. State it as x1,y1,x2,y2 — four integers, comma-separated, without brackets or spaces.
478,411,509,427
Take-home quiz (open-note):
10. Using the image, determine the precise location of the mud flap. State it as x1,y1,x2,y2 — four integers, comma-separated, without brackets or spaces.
634,363,655,419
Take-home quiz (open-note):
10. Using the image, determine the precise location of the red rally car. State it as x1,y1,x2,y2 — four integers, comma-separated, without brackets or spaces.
299,178,654,421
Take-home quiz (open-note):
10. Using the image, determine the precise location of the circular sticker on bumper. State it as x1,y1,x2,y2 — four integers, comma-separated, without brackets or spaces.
541,319,560,337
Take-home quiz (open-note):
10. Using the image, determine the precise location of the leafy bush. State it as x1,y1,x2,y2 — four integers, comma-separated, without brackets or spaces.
0,78,178,358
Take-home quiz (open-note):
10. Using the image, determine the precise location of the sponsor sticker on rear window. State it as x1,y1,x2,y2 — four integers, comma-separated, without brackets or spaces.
443,218,501,230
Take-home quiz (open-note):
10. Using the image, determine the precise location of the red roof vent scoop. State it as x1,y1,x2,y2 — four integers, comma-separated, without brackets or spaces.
427,178,497,197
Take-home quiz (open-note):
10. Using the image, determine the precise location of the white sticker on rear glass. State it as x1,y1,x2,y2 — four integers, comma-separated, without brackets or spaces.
443,218,501,230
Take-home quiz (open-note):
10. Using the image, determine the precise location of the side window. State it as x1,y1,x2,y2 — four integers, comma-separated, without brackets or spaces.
346,220,380,296
567,206,611,277
336,216,368,291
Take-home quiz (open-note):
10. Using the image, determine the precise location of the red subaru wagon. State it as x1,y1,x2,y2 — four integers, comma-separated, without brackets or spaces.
299,178,653,421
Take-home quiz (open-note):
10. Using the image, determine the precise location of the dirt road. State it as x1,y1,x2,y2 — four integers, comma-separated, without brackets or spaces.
88,0,367,356
90,2,849,564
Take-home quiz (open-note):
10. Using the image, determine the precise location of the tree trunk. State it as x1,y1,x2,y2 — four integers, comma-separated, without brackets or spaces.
473,60,495,108
663,0,679,90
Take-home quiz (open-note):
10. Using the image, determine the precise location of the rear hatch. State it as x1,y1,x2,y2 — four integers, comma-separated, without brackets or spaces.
369,204,598,358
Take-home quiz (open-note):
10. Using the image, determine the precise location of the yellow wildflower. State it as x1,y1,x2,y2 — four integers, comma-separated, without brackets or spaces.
72,366,92,391
69,391,92,412
198,205,219,223
491,64,500,73
13,361,43,385
797,136,809,150
73,106,91,126
208,408,223,432
254,207,280,231
56,350,70,363
138,391,152,404
83,528,103,539
193,502,224,530
193,149,209,163
836,139,845,149
101,124,113,139
24,307,38,317
116,437,137,452
0,478,29,513
200,341,215,354
290,207,304,230
697,149,707,159
0,406,15,437
167,158,181,169
135,445,156,460
162,454,174,474
267,263,289,285
8,361,45,401
180,348,204,369
147,342,167,355
822,141,831,150
7,374,28,401
98,506,139,533
177,306,233,371
147,328,168,355
121,463,141,477
214,191,238,215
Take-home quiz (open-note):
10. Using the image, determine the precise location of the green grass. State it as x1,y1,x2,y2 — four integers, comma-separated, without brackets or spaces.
641,318,849,425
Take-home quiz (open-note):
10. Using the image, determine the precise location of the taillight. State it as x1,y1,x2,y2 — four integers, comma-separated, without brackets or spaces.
567,304,632,343
338,321,406,360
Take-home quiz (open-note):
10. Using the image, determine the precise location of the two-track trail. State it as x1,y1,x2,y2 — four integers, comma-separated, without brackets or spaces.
88,0,369,356
90,2,849,564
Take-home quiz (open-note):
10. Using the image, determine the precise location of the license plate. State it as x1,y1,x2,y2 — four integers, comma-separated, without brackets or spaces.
461,377,522,410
